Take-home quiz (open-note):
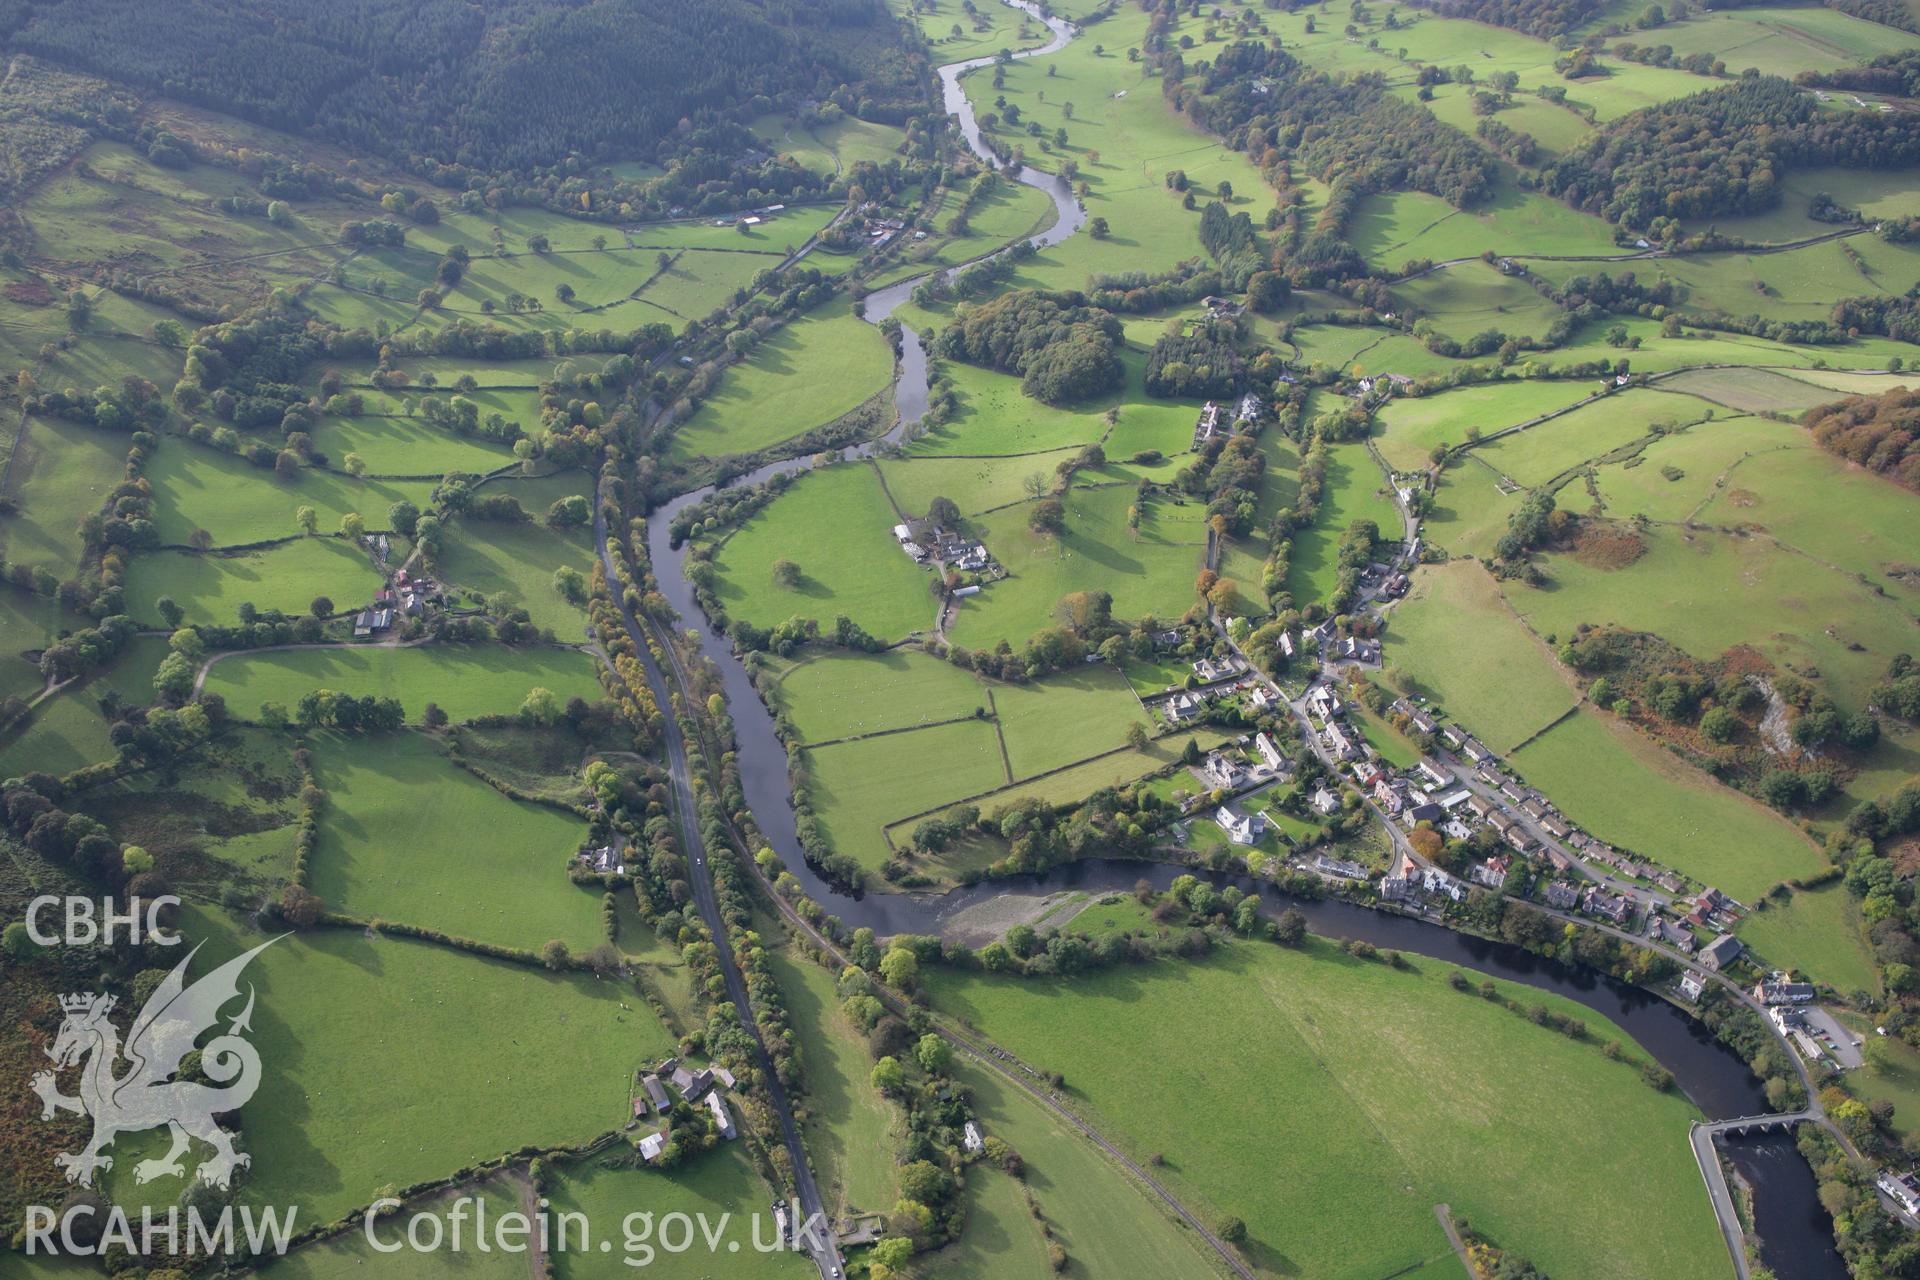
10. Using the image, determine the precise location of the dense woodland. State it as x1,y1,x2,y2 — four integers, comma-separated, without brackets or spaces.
932,290,1125,404
1188,42,1497,213
1397,0,1598,37
1804,387,1920,492
0,0,919,174
1539,76,1920,226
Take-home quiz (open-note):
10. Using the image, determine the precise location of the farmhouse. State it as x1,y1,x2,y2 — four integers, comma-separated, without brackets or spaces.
638,1131,666,1162
1698,934,1745,972
641,1074,671,1113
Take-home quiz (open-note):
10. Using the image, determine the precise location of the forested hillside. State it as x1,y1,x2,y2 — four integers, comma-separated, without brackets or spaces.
0,0,917,171
1539,75,1920,227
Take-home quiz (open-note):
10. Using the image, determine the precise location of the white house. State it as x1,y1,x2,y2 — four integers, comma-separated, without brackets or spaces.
1215,806,1266,846
1310,787,1342,816
638,1131,666,1162
963,1121,985,1154
706,1090,736,1140
1255,732,1286,771
1678,971,1707,1002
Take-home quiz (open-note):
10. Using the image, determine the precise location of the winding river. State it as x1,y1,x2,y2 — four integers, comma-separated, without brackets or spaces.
639,6,1846,1273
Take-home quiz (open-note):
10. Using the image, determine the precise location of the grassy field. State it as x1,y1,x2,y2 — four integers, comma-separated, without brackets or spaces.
1589,414,1776,524
761,933,901,1218
877,449,1080,522
204,644,605,724
1736,883,1877,995
1392,262,1568,343
1512,522,1914,712
259,1177,530,1280
955,6,1275,292
544,1147,813,1279
77,727,302,884
772,647,987,743
1584,4,1920,80
708,463,937,642
145,442,439,546
864,179,1053,288
990,663,1148,778
0,590,66,700
1513,711,1823,900
895,0,1051,61
96,904,673,1228
925,936,1727,1280
0,416,129,574
1284,443,1403,605
947,484,1206,650
314,411,518,476
1471,388,1717,485
1382,561,1579,752
807,716,1007,871
0,685,116,776
903,359,1113,458
667,307,893,461
308,731,604,950
1658,367,1845,415
438,512,595,636
1688,439,1920,607
931,1058,1224,1280
125,539,384,625
1375,381,1594,474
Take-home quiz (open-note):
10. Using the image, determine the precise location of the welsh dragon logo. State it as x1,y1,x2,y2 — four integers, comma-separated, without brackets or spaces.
31,938,280,1190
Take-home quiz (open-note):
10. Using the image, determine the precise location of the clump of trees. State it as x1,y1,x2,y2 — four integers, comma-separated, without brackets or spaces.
1802,387,1920,490
933,290,1124,405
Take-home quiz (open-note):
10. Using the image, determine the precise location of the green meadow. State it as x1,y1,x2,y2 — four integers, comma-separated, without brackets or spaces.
772,647,987,743
0,416,129,574
101,905,673,1228
989,663,1148,778
1471,387,1716,486
125,539,385,625
1513,711,1824,899
806,717,1007,871
1512,522,1914,712
708,463,937,643
439,516,596,636
204,643,605,724
667,308,894,461
308,731,604,950
947,483,1206,650
1284,443,1402,605
925,937,1727,1280
1375,380,1594,474
0,686,116,777
1736,883,1878,995
544,1148,812,1279
1383,561,1580,752
144,442,439,546
761,934,901,1219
